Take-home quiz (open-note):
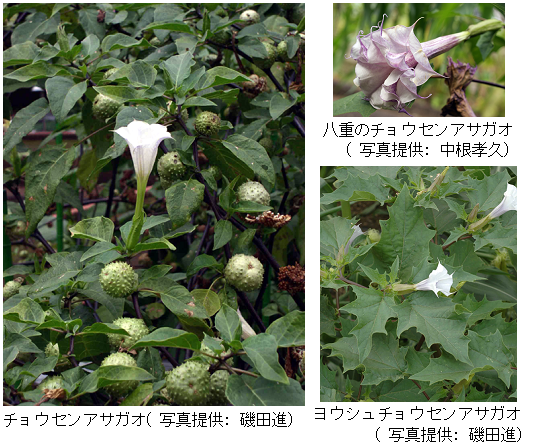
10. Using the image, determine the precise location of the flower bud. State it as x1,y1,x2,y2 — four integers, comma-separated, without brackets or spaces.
467,203,479,223
427,167,449,194
391,283,417,294
455,281,466,292
491,249,509,272
367,229,381,244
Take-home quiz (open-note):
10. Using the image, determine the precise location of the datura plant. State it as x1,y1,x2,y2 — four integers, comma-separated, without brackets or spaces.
334,4,505,116
320,166,516,402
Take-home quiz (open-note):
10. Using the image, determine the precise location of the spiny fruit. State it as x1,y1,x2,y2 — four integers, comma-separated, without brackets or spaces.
108,317,149,350
3,277,23,300
165,361,210,405
45,342,72,372
194,111,221,137
277,41,291,62
206,370,229,406
157,152,187,184
258,137,273,150
38,376,67,400
207,165,222,181
101,352,139,398
92,93,121,121
99,262,138,299
236,181,270,206
211,29,231,45
253,42,277,69
240,9,260,25
242,74,268,98
224,254,264,292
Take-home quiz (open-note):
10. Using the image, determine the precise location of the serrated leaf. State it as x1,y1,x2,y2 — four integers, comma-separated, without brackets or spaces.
333,91,376,117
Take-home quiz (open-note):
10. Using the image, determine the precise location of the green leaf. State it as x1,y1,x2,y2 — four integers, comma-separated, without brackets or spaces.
265,311,305,347
102,34,150,52
131,327,201,350
144,21,193,33
165,179,204,227
3,41,39,67
242,334,288,384
82,323,129,336
370,185,435,281
78,8,106,41
269,92,297,120
232,201,272,214
4,61,67,82
466,170,510,212
162,53,196,90
454,294,514,327
333,91,376,117
340,286,397,363
191,289,221,317
215,304,241,342
121,383,153,406
473,224,517,254
362,328,407,385
323,336,362,373
3,298,46,325
69,217,115,243
3,98,49,152
80,241,118,262
108,60,157,88
77,283,125,320
198,66,251,90
45,77,87,123
226,375,304,406
132,237,176,253
92,86,143,103
321,170,392,206
213,220,233,250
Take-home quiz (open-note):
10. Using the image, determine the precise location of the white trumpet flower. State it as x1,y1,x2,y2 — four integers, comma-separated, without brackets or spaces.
237,309,256,339
469,183,517,232
414,262,453,297
344,224,365,255
489,184,517,219
113,120,173,251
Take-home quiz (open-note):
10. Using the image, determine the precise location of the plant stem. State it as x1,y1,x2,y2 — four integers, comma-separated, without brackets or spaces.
340,200,352,219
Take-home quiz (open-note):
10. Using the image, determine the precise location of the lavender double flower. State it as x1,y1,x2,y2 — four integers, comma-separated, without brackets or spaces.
350,16,442,114
350,16,504,114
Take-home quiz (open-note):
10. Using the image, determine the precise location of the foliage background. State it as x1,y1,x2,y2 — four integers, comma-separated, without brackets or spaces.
333,3,506,117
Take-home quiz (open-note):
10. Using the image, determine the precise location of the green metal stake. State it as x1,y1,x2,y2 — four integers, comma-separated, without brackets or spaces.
56,127,64,252
3,190,13,282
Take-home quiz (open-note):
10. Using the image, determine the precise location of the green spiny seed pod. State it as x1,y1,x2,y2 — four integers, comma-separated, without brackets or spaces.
45,342,60,357
108,317,149,350
207,165,222,181
277,41,290,62
206,370,229,406
194,111,221,137
224,254,264,292
181,108,189,121
99,262,138,299
258,137,273,150
240,9,260,25
44,342,71,372
92,93,121,121
253,42,277,69
157,152,187,183
165,361,210,406
3,278,23,300
103,67,120,80
211,29,231,45
236,181,270,206
38,376,67,400
101,352,139,397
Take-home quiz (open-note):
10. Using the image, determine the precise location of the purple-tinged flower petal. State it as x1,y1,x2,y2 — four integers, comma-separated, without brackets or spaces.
351,17,444,113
